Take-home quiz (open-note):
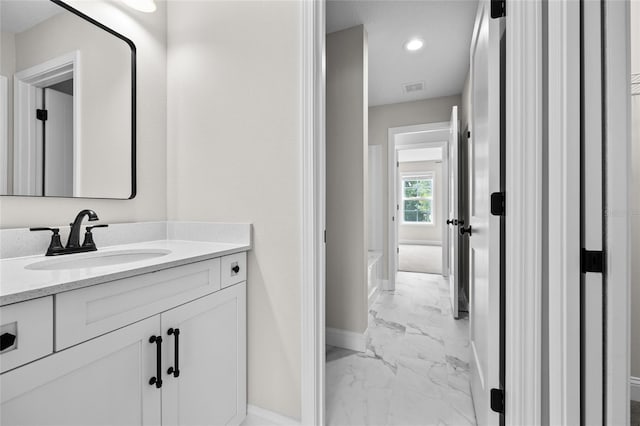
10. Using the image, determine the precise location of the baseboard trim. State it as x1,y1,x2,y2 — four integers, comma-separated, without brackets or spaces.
631,376,640,402
368,286,380,306
247,405,300,425
398,239,442,246
326,327,367,352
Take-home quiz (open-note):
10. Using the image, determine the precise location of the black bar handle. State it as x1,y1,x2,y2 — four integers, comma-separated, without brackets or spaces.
167,328,180,378
149,335,163,388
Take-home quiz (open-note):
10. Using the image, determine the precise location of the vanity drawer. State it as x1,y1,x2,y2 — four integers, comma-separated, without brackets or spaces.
55,258,221,350
220,252,247,289
0,297,53,373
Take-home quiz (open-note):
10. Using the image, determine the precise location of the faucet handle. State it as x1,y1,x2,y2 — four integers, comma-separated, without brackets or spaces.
30,227,64,256
82,224,108,249
30,227,60,233
86,224,109,232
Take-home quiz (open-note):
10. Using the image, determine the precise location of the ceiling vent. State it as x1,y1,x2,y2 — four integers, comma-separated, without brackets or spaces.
402,81,425,94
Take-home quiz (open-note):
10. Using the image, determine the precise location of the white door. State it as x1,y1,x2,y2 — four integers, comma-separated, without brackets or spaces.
468,2,503,425
162,283,247,426
0,317,161,426
43,87,73,197
448,106,460,318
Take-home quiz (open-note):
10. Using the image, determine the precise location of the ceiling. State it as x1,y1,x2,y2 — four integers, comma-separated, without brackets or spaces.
1,0,62,34
327,0,478,107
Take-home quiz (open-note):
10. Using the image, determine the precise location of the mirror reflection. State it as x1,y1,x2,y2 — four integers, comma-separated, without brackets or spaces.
0,0,135,199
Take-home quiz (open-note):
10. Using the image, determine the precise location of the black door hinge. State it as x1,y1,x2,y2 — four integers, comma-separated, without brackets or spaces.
490,388,505,413
581,249,604,273
467,131,471,138
490,192,505,216
36,109,48,121
491,0,506,18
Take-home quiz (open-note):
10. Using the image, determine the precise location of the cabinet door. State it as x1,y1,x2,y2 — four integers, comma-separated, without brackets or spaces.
1,316,161,426
162,283,246,426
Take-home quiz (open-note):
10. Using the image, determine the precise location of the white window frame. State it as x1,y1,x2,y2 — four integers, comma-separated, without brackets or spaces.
400,172,435,225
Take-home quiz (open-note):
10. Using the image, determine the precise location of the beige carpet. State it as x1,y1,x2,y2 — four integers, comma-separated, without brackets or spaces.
398,244,442,274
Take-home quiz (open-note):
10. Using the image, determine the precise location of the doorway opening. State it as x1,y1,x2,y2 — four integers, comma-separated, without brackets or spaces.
12,51,79,197
322,0,497,423
388,124,449,281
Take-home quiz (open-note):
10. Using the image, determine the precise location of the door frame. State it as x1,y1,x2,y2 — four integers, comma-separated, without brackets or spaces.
13,51,81,196
300,0,577,424
387,123,450,289
300,0,326,424
601,0,631,422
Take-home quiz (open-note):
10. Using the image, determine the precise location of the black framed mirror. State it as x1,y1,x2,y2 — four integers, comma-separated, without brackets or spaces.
0,0,136,199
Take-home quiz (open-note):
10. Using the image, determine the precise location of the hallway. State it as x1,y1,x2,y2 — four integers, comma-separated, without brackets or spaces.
326,272,476,425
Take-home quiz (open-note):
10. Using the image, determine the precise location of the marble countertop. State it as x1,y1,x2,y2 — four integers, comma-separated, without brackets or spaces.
0,239,250,306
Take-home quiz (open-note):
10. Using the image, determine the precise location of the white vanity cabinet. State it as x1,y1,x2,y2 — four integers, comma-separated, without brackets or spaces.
1,315,161,426
162,283,246,426
0,253,247,426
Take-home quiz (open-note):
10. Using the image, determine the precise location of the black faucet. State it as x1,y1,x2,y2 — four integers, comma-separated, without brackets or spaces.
67,209,99,248
30,210,108,256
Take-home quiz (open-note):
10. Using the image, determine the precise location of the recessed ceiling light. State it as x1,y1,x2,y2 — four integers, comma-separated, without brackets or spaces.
404,38,424,52
122,0,156,13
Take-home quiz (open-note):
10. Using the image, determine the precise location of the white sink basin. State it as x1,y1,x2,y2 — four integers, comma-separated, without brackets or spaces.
25,249,172,271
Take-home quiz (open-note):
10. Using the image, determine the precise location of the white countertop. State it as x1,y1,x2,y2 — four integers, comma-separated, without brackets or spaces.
0,239,250,306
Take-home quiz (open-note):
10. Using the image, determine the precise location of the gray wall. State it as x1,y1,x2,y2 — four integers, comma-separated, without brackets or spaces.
326,25,369,335
166,1,302,419
0,0,167,228
368,95,461,280
398,160,443,244
630,0,640,379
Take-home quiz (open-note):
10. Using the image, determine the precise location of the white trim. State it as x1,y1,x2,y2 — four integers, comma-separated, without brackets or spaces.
544,0,582,425
505,0,544,425
0,75,8,194
325,327,366,353
398,240,441,246
631,377,640,402
12,51,80,196
388,126,450,288
381,279,391,291
368,286,380,306
300,0,325,425
603,0,631,423
247,405,301,426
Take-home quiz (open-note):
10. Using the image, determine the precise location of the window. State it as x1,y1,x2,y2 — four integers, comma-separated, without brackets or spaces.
401,175,434,224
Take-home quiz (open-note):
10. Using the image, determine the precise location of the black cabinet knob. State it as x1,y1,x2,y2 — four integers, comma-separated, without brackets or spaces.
0,333,16,351
232,265,240,274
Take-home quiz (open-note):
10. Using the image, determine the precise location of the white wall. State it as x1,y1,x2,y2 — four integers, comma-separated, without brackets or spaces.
0,1,167,228
326,25,369,336
630,0,640,379
398,160,443,244
166,1,302,419
369,95,461,279
12,10,131,198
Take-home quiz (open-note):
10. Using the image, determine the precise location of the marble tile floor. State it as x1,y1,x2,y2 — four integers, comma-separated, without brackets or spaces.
326,271,476,426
